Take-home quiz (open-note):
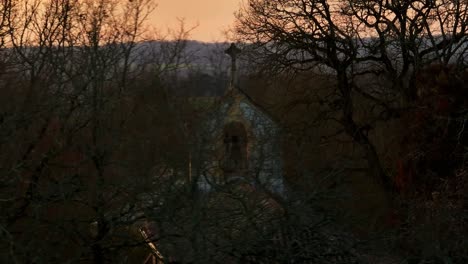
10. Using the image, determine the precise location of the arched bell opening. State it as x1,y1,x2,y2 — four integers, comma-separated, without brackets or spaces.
222,121,249,178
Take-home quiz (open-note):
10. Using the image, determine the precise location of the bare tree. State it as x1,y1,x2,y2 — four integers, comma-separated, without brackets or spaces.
0,1,200,263
233,0,467,195
233,1,467,263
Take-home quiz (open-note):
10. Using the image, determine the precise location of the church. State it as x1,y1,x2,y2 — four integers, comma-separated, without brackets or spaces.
140,44,286,264
190,43,285,195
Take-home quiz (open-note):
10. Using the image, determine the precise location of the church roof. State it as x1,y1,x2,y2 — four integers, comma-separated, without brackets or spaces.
225,85,280,125
171,44,280,126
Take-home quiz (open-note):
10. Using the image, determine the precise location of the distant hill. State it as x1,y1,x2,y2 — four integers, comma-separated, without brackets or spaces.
131,40,233,96
133,40,232,70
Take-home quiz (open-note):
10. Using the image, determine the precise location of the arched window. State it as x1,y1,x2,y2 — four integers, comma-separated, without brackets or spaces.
222,122,248,176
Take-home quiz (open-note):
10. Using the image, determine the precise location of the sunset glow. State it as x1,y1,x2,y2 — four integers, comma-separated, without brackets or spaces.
149,0,240,42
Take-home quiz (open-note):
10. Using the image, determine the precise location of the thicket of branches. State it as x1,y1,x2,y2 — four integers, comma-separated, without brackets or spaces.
0,0,202,263
234,0,467,263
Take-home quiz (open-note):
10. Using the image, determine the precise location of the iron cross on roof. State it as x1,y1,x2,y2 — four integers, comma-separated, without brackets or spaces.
225,43,241,89
225,43,242,61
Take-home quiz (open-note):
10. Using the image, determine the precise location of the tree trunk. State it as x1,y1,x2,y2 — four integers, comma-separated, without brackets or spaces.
337,70,395,194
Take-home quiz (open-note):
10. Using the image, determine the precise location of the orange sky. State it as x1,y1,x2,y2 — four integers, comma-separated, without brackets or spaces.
149,0,241,42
